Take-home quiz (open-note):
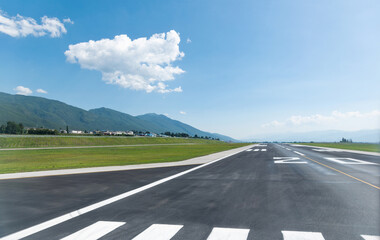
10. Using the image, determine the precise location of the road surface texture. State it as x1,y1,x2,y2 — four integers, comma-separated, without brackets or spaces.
0,143,379,240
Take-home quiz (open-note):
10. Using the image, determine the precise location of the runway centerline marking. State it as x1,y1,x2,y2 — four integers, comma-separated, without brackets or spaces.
304,156,380,190
0,146,252,240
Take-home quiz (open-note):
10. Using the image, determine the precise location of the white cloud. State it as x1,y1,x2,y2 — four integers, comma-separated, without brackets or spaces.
261,110,380,131
179,111,186,115
186,38,191,43
65,30,185,93
261,120,284,128
36,88,47,94
63,18,74,24
0,10,70,38
14,86,32,95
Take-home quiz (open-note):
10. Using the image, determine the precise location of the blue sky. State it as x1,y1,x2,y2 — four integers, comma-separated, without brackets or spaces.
0,0,379,139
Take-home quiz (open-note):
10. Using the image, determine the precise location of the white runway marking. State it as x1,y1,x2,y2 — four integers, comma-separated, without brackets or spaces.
293,151,305,156
261,149,267,151
274,157,307,164
207,227,250,240
132,224,183,240
282,231,325,240
254,149,260,151
61,221,125,240
0,147,252,240
324,158,379,165
286,148,291,150
361,235,380,240
312,149,342,152
246,149,252,152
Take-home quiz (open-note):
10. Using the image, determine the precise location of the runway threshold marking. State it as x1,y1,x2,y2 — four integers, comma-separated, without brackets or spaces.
304,156,380,190
132,224,183,240
282,231,325,240
274,157,307,164
207,227,250,240
361,235,380,240
61,221,125,240
0,147,251,240
324,158,378,165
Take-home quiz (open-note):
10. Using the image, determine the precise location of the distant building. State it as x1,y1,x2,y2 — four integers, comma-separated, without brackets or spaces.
70,130,84,134
145,133,157,137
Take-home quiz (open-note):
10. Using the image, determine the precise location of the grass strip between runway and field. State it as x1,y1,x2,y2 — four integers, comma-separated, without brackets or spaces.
297,142,380,152
0,142,249,174
0,135,221,149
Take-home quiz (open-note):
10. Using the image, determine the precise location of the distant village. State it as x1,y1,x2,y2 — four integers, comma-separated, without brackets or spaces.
0,121,219,140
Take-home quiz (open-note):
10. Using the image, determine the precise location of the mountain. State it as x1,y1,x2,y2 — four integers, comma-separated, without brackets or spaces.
136,113,237,142
245,129,380,143
0,92,236,141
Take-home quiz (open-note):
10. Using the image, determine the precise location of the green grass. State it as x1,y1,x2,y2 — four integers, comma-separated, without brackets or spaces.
0,143,249,174
0,135,222,148
297,142,380,152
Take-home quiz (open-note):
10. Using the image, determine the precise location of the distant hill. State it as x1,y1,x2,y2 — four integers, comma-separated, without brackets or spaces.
0,92,236,141
245,129,380,143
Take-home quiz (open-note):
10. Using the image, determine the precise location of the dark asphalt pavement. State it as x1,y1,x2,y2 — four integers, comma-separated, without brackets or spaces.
0,143,379,240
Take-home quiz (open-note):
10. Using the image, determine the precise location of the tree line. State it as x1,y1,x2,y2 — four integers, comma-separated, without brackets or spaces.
0,121,58,135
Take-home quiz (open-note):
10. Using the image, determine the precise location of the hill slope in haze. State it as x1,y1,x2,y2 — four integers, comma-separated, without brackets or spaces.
0,92,236,141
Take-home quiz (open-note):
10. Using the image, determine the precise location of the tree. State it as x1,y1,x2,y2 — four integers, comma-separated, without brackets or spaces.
66,125,69,134
2,121,24,134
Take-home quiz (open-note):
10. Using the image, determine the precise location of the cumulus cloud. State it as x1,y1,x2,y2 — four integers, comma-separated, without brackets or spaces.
36,88,47,94
0,10,70,38
262,110,380,130
65,30,185,93
14,86,32,95
179,111,186,115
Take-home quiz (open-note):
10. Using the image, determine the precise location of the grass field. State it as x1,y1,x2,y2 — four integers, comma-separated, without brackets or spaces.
0,135,221,148
297,142,380,152
0,142,249,174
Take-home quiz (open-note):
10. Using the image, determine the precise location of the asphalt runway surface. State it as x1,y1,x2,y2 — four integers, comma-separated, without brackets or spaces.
0,143,379,240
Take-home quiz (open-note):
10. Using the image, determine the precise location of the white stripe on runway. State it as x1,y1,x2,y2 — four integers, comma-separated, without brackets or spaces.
132,224,183,240
261,149,267,151
293,151,305,156
246,149,252,152
286,148,291,150
254,149,260,151
282,231,325,240
361,235,380,240
61,221,125,240
207,227,250,240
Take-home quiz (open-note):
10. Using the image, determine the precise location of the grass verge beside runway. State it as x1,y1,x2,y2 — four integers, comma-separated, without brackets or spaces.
297,142,380,152
0,135,220,149
0,143,249,174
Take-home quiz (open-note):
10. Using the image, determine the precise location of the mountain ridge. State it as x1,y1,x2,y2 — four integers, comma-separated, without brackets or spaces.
0,92,236,142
